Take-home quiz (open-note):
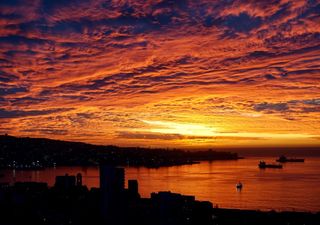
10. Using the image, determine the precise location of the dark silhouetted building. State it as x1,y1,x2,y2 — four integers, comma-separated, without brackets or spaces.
128,179,140,199
76,173,82,186
128,180,138,194
99,165,125,224
14,182,48,191
55,174,76,190
100,165,125,192
150,191,213,225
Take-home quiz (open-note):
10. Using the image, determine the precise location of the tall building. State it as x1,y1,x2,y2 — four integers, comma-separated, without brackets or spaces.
76,173,82,186
55,174,76,190
99,165,125,223
128,179,139,198
99,165,125,192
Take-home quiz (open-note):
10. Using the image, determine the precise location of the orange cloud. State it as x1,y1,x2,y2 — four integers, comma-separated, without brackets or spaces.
0,0,319,148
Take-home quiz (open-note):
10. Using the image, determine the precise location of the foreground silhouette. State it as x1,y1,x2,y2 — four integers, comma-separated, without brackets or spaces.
0,165,319,225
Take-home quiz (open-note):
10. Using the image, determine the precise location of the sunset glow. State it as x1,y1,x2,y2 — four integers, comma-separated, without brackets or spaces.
0,0,319,148
142,120,218,136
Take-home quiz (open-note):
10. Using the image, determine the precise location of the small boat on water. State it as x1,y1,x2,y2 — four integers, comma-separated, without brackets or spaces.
276,155,305,163
236,182,243,190
259,161,283,169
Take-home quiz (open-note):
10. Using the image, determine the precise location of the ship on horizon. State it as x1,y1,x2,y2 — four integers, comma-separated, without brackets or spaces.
276,155,305,163
259,161,283,169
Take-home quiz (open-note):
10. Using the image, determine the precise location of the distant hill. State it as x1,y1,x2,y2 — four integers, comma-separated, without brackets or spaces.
0,135,239,169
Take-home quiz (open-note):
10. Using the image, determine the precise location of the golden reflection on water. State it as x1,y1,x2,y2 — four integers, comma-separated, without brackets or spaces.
1,157,320,212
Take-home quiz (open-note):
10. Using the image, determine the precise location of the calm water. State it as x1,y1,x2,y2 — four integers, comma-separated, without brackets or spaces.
1,157,320,212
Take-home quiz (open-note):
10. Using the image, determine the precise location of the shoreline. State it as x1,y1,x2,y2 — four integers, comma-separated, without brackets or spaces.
0,157,244,170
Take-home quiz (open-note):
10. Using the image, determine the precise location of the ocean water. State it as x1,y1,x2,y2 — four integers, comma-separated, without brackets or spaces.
1,157,320,212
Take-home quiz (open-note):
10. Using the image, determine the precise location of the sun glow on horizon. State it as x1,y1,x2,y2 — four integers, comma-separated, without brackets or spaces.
139,119,317,143
141,120,218,137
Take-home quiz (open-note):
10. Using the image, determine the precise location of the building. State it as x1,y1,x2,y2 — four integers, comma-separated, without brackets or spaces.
76,173,82,186
54,174,76,190
128,180,138,195
99,165,125,223
99,165,125,192
128,179,140,199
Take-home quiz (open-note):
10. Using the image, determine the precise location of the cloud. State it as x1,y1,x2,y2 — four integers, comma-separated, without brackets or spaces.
117,131,184,140
21,128,68,135
253,102,289,112
0,85,28,96
253,99,320,114
222,12,262,33
0,108,72,118
264,74,277,80
302,99,320,106
0,0,319,147
117,131,263,141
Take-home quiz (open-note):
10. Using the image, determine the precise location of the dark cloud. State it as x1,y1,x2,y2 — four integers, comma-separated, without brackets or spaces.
0,35,51,47
118,131,184,140
287,69,320,76
0,0,25,7
0,86,28,96
248,51,275,58
253,99,320,114
302,99,320,106
223,13,262,33
253,102,289,112
8,96,47,106
268,2,291,22
41,0,82,14
0,71,19,82
0,108,72,118
21,128,68,135
265,74,277,80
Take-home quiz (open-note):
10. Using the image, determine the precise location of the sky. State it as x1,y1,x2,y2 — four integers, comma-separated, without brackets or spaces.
0,0,320,148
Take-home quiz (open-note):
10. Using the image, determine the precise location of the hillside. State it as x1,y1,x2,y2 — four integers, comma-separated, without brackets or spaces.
0,135,239,169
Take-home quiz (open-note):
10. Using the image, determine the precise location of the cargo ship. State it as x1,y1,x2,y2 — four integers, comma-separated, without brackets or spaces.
258,161,283,169
276,155,305,163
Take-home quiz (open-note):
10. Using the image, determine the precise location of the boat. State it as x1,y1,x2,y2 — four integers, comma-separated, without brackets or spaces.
236,182,243,190
258,161,283,169
276,155,305,163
